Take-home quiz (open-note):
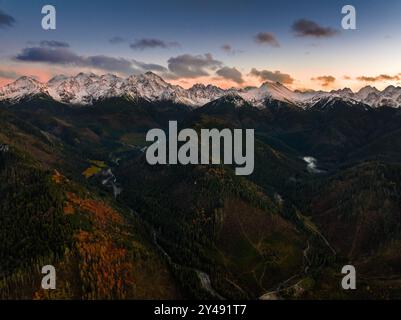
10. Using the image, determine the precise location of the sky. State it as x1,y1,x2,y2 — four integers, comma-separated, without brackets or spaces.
1,0,401,91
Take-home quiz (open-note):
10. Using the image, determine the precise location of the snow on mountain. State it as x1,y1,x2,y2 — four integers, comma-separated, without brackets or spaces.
205,92,251,109
95,74,124,100
330,88,354,98
0,72,229,107
306,95,371,111
187,83,228,106
368,85,401,108
336,85,401,108
1,72,401,109
238,81,303,107
0,76,49,103
355,85,380,100
299,85,401,109
120,72,193,105
47,72,106,104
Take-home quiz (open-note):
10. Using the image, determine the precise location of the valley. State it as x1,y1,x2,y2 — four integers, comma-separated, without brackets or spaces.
1,73,401,299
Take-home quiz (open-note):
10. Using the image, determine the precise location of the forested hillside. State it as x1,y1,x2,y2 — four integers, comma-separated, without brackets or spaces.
1,96,401,299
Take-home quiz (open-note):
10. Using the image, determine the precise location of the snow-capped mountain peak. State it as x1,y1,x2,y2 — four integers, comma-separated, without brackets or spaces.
0,76,49,102
204,92,250,109
330,88,353,96
48,74,69,85
238,81,301,106
187,83,227,105
355,85,380,100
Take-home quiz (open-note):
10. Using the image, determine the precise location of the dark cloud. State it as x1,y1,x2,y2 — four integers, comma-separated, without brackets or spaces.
14,47,140,74
311,75,336,86
40,40,70,48
109,36,125,44
167,53,222,78
132,60,168,73
357,74,401,82
216,67,244,84
130,38,180,50
0,69,18,79
14,46,171,75
16,47,80,64
292,19,339,38
85,55,135,73
0,9,15,28
254,32,280,47
250,68,294,84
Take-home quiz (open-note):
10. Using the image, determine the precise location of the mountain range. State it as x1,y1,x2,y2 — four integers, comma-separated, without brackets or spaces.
2,69,401,300
1,71,401,109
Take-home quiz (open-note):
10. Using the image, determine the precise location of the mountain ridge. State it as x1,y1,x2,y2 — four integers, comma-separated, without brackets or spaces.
1,71,401,109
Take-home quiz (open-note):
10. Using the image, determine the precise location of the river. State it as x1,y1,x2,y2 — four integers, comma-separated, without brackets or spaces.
303,156,324,174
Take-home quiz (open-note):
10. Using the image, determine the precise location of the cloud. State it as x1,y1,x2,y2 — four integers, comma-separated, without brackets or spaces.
221,44,242,55
13,46,171,76
311,75,336,87
109,36,125,44
292,19,339,38
216,67,244,84
0,9,15,28
0,69,18,79
132,60,168,73
254,32,280,47
167,53,222,78
85,55,137,73
221,44,232,53
40,40,70,48
130,38,180,50
357,74,400,82
250,68,294,84
343,75,351,80
16,47,80,64
14,46,140,74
